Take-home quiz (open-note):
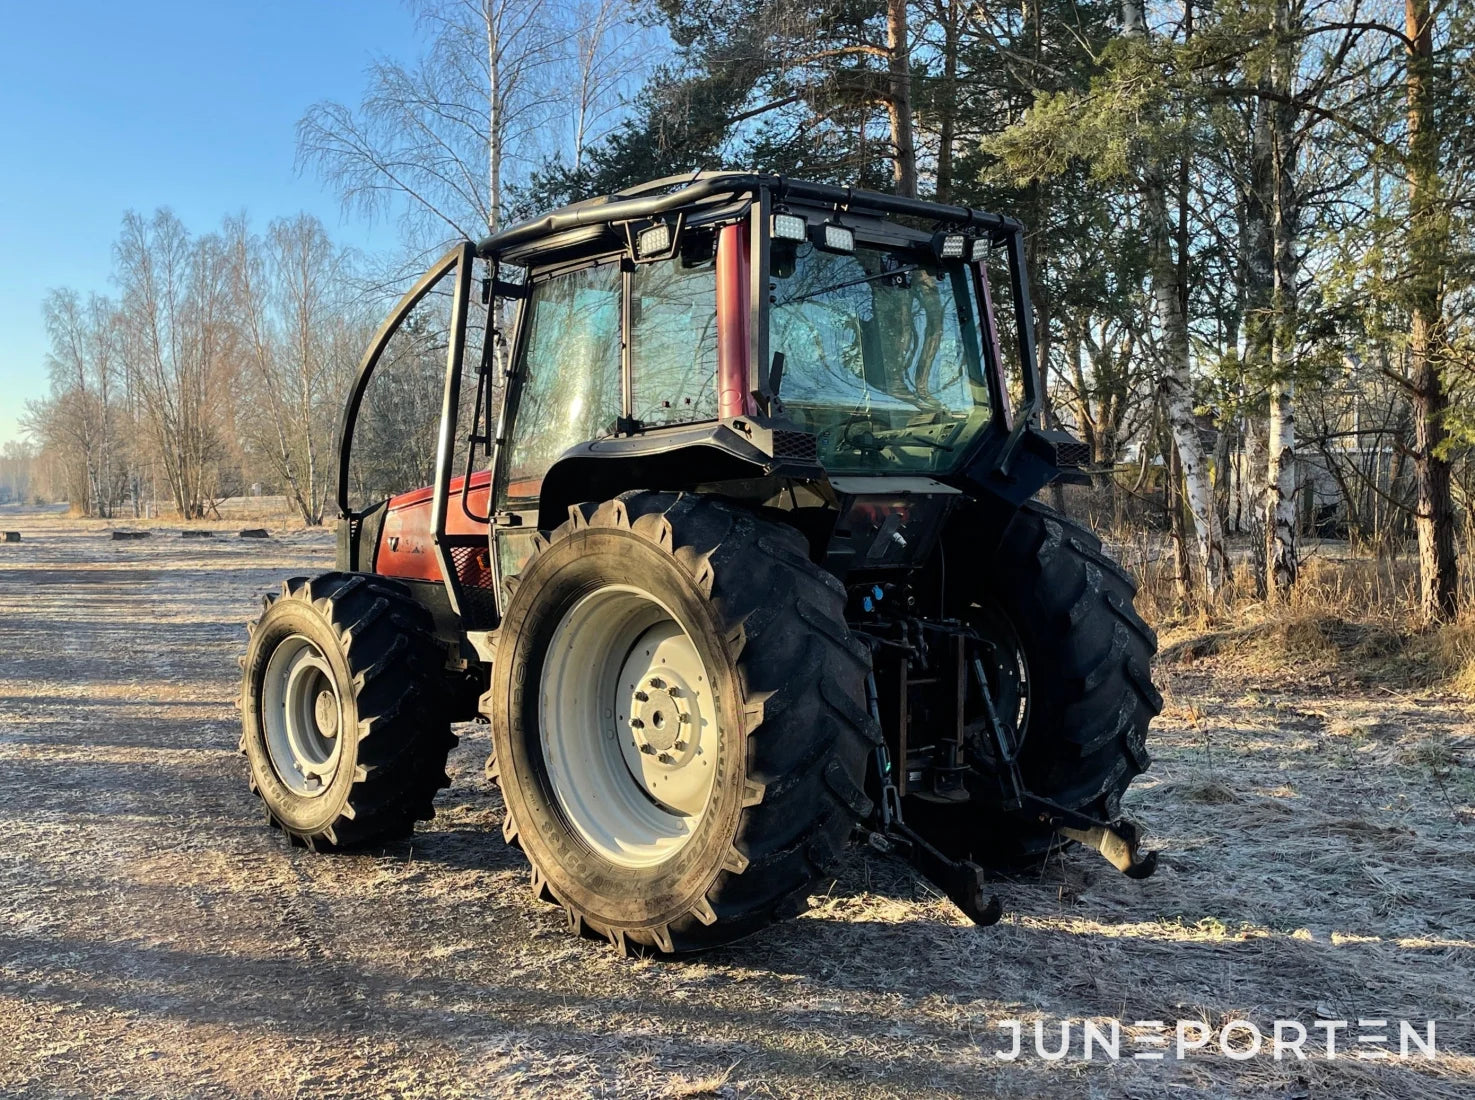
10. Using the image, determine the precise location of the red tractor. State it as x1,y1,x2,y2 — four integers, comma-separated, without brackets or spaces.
238,173,1159,953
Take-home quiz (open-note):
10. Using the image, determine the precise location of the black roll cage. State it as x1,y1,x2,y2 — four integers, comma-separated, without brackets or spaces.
471,172,1042,474
335,173,1044,621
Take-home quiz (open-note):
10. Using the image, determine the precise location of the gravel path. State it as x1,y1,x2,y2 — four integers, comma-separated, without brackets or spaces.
1,512,1471,1098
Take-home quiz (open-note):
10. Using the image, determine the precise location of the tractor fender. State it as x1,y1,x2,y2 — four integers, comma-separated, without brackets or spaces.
534,420,810,532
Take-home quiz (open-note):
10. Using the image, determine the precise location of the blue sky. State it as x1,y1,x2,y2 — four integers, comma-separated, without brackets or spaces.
0,1,421,445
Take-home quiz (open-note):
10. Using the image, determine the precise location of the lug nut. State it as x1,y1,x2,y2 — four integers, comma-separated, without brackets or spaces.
648,677,666,690
639,744,656,755
658,752,674,764
634,690,649,702
630,718,644,729
673,740,687,751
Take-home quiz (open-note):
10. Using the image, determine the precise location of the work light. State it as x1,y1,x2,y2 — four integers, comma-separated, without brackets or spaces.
771,213,807,241
814,221,855,253
637,221,671,257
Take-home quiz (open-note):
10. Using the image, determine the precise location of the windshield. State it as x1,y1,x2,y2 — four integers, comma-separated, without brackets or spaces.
769,241,990,474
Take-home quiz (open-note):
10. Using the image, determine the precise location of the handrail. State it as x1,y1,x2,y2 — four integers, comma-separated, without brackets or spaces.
429,241,477,619
336,245,469,519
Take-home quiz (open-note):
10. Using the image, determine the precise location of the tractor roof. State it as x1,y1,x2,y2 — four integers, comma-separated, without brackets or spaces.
476,171,1022,265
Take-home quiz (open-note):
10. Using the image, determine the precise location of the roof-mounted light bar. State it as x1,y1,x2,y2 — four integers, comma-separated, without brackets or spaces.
932,230,989,263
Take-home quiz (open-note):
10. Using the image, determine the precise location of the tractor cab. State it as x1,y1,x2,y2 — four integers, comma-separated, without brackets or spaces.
335,173,1069,645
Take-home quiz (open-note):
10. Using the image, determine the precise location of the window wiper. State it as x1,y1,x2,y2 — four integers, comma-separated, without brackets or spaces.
881,432,955,452
837,418,958,454
780,265,922,306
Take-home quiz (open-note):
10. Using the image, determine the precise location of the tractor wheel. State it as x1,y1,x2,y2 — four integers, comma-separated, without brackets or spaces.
239,572,457,848
928,501,1161,869
487,491,877,954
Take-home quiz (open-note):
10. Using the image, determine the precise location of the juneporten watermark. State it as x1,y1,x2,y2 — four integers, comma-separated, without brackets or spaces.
990,1018,1438,1062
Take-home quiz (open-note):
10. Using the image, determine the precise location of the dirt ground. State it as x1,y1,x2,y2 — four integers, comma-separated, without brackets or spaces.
1,508,1472,1099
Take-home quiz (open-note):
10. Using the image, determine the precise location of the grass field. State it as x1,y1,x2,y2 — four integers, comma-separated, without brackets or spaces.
1,508,1472,1098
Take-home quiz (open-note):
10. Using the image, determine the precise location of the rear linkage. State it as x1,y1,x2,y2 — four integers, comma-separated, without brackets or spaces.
855,626,1156,927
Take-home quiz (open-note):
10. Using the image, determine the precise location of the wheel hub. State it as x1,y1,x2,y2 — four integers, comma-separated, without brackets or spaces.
617,623,711,814
314,689,339,738
630,677,692,757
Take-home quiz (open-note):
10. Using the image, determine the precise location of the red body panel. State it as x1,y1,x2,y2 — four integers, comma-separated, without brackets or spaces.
375,469,493,584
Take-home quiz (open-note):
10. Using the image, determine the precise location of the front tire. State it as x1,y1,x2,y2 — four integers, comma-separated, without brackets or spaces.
488,492,878,953
239,572,457,848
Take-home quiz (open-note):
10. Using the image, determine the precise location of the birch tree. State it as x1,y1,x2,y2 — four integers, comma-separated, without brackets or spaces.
1131,0,1228,596
300,0,558,248
229,215,363,525
1250,0,1303,595
299,0,651,248
115,210,234,520
37,290,126,516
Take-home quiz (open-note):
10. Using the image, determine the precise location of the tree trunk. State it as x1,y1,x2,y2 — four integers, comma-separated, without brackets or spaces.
935,3,958,202
1267,375,1296,592
1124,0,1222,598
1405,0,1456,621
486,2,502,232
1265,0,1300,596
1165,427,1193,610
1144,174,1224,597
885,0,918,198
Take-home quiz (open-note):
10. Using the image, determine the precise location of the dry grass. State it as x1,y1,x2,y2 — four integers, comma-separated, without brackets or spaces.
1113,528,1475,697
4,495,310,531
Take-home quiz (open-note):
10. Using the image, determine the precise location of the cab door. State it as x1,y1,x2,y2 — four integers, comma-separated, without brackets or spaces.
489,257,625,604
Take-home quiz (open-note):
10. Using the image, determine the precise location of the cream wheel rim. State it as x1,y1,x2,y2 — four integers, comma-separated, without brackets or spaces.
261,634,344,797
538,585,719,868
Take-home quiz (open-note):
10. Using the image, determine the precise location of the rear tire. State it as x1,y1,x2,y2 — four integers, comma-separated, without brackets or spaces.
926,502,1161,869
239,572,457,848
488,491,878,953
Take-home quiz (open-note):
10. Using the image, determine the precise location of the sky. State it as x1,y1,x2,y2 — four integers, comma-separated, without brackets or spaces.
0,1,422,446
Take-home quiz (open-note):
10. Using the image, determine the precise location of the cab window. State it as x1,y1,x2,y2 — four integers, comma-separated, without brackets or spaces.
629,248,719,427
500,261,623,506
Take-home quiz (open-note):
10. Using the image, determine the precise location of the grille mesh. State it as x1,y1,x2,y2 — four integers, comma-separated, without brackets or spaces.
771,429,819,464
451,545,497,589
1055,440,1092,468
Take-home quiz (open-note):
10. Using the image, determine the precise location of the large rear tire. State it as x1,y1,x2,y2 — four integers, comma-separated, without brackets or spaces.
921,501,1161,868
239,572,457,848
488,492,878,954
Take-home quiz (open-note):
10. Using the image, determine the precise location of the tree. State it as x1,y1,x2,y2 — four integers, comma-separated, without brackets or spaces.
1402,0,1456,620
299,0,652,250
115,210,234,520
229,215,365,525
988,0,1229,600
29,290,127,516
0,441,36,505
